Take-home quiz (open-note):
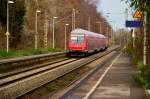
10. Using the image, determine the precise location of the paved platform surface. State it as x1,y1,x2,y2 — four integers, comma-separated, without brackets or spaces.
90,53,146,99
61,52,146,99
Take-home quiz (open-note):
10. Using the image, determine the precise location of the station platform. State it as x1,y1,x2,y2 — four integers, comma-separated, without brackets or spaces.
89,53,146,99
60,52,146,99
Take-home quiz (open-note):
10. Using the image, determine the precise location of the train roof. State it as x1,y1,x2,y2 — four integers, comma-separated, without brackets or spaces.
71,28,106,38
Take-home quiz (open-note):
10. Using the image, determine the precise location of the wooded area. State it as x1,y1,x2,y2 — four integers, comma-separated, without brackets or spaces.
0,0,25,49
0,0,111,49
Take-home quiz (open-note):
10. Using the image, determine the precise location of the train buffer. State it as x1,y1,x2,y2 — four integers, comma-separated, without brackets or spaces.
60,52,146,99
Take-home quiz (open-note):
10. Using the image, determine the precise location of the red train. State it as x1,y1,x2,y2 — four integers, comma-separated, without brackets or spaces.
67,28,108,56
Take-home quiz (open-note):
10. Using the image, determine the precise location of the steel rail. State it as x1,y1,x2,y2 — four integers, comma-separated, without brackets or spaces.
0,57,70,78
0,46,119,98
0,58,78,86
14,46,119,99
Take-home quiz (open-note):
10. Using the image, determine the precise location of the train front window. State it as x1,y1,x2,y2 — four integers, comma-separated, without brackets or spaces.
71,35,84,44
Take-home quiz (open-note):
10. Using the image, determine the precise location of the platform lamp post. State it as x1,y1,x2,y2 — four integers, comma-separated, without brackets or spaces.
106,20,113,45
96,22,102,33
107,21,113,46
6,0,14,53
65,24,69,50
52,17,58,49
106,13,116,45
35,10,41,49
106,14,111,45
109,20,116,45
96,21,109,38
96,21,108,32
96,21,107,33
72,9,75,31
106,15,110,38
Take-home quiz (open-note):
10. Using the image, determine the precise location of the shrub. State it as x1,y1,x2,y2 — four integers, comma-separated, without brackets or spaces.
136,62,150,89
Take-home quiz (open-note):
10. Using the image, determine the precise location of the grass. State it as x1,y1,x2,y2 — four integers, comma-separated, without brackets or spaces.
134,62,150,90
147,94,150,99
0,48,62,59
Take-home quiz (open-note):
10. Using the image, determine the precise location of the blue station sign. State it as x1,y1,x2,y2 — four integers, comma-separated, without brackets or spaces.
126,20,143,27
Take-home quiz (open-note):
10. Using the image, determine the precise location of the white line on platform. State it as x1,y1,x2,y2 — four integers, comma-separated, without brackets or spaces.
83,53,122,99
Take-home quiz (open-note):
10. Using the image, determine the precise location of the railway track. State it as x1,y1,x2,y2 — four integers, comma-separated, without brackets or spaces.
0,58,78,86
0,58,81,99
0,46,119,99
0,57,70,78
0,52,66,76
59,51,120,99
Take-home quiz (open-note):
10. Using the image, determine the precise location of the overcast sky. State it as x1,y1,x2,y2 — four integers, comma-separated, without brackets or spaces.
97,0,133,30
